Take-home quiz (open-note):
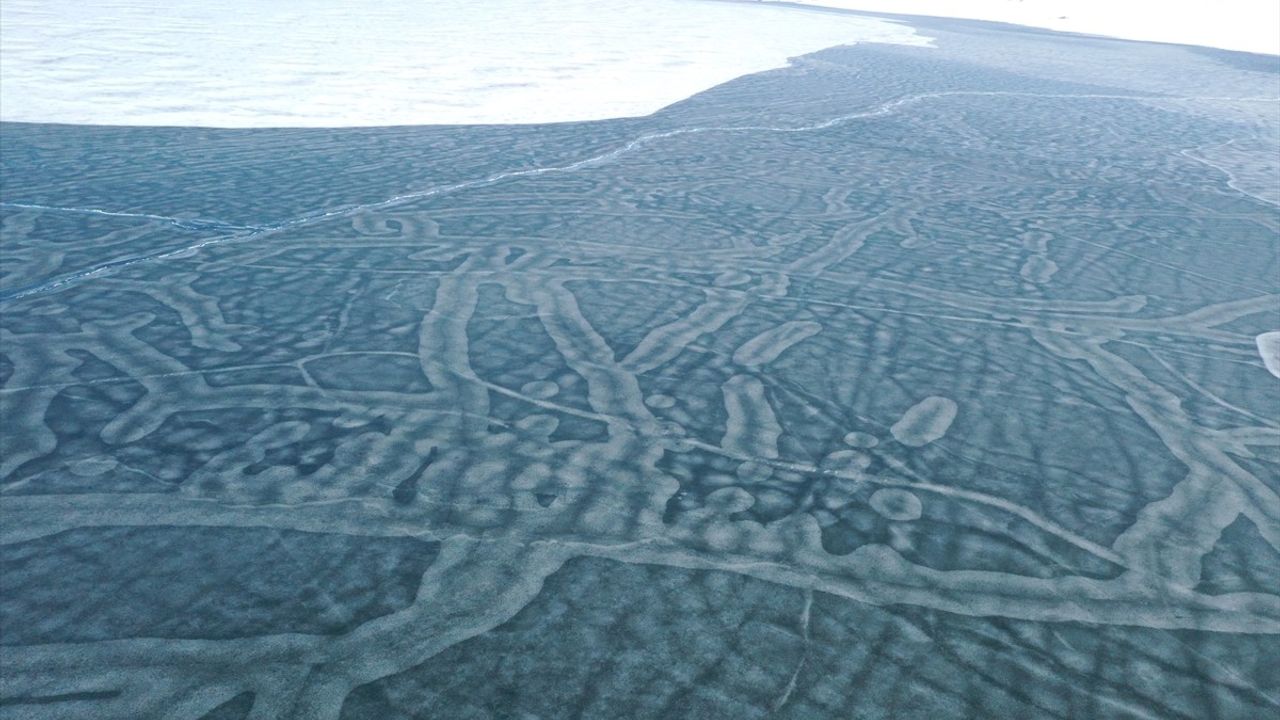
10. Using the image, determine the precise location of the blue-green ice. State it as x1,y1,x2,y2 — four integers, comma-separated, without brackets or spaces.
1,15,1278,720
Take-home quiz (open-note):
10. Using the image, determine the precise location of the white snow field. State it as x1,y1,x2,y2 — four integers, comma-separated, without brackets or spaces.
776,1,1280,56
0,0,930,127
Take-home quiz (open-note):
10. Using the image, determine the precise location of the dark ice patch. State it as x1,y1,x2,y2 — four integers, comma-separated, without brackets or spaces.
1,526,438,644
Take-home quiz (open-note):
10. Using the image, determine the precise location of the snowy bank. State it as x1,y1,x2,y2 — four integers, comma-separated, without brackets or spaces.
0,0,929,128
771,1,1280,55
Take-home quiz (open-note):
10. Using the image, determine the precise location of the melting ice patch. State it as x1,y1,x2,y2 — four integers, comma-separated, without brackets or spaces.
0,0,930,127
890,396,958,447
868,488,923,521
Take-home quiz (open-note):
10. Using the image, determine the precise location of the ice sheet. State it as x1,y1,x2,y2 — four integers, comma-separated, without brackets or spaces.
3,18,1279,716
0,0,930,128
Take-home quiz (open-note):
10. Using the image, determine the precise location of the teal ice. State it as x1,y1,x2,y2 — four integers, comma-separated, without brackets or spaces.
1,17,1278,720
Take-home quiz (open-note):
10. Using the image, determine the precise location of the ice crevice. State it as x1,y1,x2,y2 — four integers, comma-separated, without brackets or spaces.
770,588,813,713
0,201,261,232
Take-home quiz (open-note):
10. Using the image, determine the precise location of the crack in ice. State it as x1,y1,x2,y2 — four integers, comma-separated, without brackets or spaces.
3,90,1275,304
0,201,260,232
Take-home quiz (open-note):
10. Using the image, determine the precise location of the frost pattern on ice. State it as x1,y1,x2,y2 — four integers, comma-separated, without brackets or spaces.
2,23,1279,720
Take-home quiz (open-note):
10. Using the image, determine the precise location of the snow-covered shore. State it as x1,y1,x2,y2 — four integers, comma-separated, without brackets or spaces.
0,0,929,128
772,1,1280,56
2,1,1272,129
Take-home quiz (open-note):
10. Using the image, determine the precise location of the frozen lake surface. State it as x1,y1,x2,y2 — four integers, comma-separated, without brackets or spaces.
2,9,1279,720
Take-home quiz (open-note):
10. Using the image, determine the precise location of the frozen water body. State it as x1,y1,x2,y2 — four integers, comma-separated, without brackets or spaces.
0,0,929,127
2,8,1279,720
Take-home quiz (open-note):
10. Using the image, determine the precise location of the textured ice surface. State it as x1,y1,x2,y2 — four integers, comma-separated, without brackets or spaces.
1,527,439,643
0,0,929,127
2,12,1280,720
339,558,1279,720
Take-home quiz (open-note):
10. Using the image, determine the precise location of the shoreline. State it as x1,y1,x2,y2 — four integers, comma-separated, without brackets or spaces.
0,0,930,129
738,0,1280,56
5,1,1275,131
